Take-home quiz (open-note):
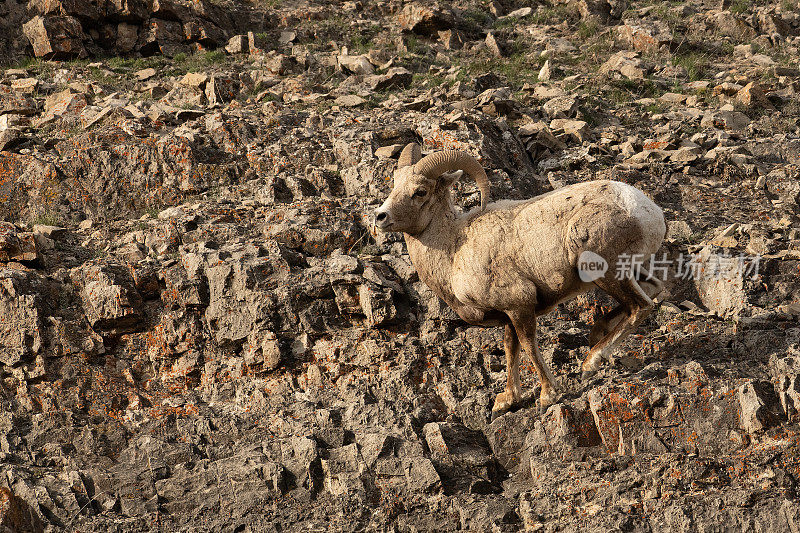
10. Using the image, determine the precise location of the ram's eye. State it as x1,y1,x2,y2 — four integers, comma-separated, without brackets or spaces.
413,189,427,198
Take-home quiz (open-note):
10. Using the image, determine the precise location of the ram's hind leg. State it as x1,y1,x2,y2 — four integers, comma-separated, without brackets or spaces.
588,267,663,347
589,304,627,347
581,274,655,381
492,324,522,419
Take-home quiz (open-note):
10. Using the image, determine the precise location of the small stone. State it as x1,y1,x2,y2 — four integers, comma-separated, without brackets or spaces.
244,330,281,371
337,54,374,75
279,31,296,44
10,78,39,94
659,92,687,104
617,19,673,52
135,68,157,81
264,53,295,75
0,86,36,116
0,224,37,262
36,90,87,127
736,82,772,109
438,29,463,50
550,119,590,142
538,60,551,82
248,31,268,54
358,284,396,326
375,144,404,159
737,380,781,434
713,82,743,97
485,32,504,58
542,95,578,118
225,34,246,54
33,225,67,238
600,51,645,80
179,72,209,88
503,7,532,18
4,69,28,79
334,94,366,107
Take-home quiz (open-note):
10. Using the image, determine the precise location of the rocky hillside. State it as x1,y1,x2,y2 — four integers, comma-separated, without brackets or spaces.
1,0,800,530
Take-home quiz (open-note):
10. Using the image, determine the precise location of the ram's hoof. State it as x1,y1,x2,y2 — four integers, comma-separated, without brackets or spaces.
537,394,557,414
581,369,597,382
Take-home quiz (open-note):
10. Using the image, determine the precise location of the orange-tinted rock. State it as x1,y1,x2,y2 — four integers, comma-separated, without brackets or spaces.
736,82,773,109
22,15,87,59
0,224,38,263
0,85,37,116
0,487,44,533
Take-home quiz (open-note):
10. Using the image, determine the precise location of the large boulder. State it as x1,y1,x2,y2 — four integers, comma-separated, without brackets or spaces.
0,223,38,263
46,125,239,221
0,85,37,116
398,3,455,35
71,261,144,336
424,422,506,494
22,15,88,59
0,270,44,367
557,0,627,21
0,487,44,533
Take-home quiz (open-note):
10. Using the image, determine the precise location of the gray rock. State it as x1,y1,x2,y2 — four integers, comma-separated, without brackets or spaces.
542,95,579,119
365,67,413,91
424,421,506,493
769,353,800,422
485,32,504,58
358,283,397,326
71,261,143,335
737,380,782,434
0,270,43,366
694,246,748,317
398,3,455,35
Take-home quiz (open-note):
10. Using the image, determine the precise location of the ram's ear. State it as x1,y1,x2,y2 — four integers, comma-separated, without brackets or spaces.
439,170,462,188
398,143,422,168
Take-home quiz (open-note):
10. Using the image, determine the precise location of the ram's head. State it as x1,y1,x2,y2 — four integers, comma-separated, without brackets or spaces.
374,143,490,235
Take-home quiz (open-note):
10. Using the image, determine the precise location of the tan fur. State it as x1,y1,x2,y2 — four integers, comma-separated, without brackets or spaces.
374,146,667,415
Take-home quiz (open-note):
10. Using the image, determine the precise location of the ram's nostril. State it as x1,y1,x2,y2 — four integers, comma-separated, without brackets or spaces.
376,212,387,222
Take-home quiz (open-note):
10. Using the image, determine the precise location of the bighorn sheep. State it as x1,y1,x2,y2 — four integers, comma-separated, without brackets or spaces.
374,144,667,417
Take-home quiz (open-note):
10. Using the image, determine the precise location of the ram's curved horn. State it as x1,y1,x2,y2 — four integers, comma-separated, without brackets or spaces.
397,143,422,168
414,150,490,210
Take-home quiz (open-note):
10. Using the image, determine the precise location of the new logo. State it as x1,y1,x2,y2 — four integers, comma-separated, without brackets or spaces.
578,251,608,282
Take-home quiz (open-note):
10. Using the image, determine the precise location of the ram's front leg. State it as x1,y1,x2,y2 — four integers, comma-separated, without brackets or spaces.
511,311,557,411
492,323,522,419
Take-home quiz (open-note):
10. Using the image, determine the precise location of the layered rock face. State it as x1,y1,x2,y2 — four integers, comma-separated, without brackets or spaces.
1,0,800,530
6,0,236,60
